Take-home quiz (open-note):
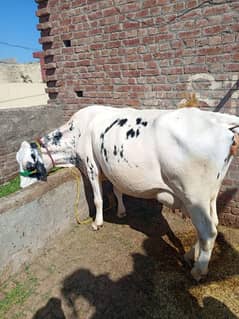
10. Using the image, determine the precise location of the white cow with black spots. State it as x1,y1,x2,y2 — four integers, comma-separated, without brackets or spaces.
16,105,239,281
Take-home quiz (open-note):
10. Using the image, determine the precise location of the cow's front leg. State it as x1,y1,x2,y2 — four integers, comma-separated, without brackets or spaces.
86,162,104,230
113,186,126,218
91,177,103,230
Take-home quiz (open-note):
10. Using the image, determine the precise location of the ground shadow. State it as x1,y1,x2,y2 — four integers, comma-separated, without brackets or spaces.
32,297,66,319
32,200,239,318
59,233,239,319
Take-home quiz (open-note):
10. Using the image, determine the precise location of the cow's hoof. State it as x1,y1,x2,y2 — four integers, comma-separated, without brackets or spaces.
191,267,207,282
191,267,202,282
91,222,103,231
117,211,127,219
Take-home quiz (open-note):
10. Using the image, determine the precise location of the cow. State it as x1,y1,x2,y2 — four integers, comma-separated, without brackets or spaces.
16,105,239,281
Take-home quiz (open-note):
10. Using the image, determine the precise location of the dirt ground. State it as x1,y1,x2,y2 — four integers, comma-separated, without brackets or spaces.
1,205,239,319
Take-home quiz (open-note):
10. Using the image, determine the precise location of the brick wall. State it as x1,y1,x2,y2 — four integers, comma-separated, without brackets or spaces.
0,105,64,184
35,0,239,226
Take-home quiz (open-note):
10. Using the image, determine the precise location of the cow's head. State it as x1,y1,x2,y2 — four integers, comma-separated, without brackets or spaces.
16,141,47,188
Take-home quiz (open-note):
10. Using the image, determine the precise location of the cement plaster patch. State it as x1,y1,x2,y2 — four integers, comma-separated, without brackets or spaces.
0,169,90,283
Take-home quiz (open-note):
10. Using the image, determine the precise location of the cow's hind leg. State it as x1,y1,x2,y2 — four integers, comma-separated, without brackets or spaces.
186,201,217,281
210,196,219,227
113,186,126,218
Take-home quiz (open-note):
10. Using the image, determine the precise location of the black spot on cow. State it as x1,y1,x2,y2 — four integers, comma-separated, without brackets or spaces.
120,145,124,159
68,154,81,166
75,154,82,167
52,130,63,146
113,145,117,156
136,118,142,125
30,142,38,149
89,164,95,180
224,157,229,163
85,158,95,180
101,142,104,153
103,149,108,162
104,119,119,134
118,118,128,127
68,121,74,131
217,172,220,179
136,118,147,127
100,119,120,162
136,129,140,137
44,134,51,145
126,128,135,139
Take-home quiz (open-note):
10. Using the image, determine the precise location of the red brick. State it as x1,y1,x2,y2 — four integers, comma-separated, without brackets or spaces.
105,40,121,49
232,24,239,32
122,70,140,77
142,0,157,8
161,67,183,75
154,51,174,60
178,30,201,39
123,21,140,29
102,7,118,17
123,38,140,46
184,65,208,74
203,26,224,35
90,43,104,50
140,69,160,76
203,6,228,16
224,63,239,72
198,47,223,56
232,53,239,61
135,9,150,18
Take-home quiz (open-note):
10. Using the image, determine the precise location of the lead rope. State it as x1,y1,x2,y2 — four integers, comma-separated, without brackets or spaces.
70,167,93,225
70,167,116,225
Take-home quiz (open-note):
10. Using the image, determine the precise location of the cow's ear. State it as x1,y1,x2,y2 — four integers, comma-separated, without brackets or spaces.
16,141,30,163
21,141,30,149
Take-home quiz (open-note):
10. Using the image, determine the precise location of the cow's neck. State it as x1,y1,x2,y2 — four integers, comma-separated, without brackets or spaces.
39,122,77,172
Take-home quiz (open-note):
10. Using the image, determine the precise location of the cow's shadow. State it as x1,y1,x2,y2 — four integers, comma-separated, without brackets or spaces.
33,194,239,318
59,232,239,319
33,237,238,319
32,298,66,319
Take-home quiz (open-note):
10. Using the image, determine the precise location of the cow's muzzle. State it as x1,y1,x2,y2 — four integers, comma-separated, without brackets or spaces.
35,161,47,181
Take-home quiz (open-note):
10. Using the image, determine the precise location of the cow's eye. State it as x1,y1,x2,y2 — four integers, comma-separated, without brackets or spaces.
31,153,36,162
